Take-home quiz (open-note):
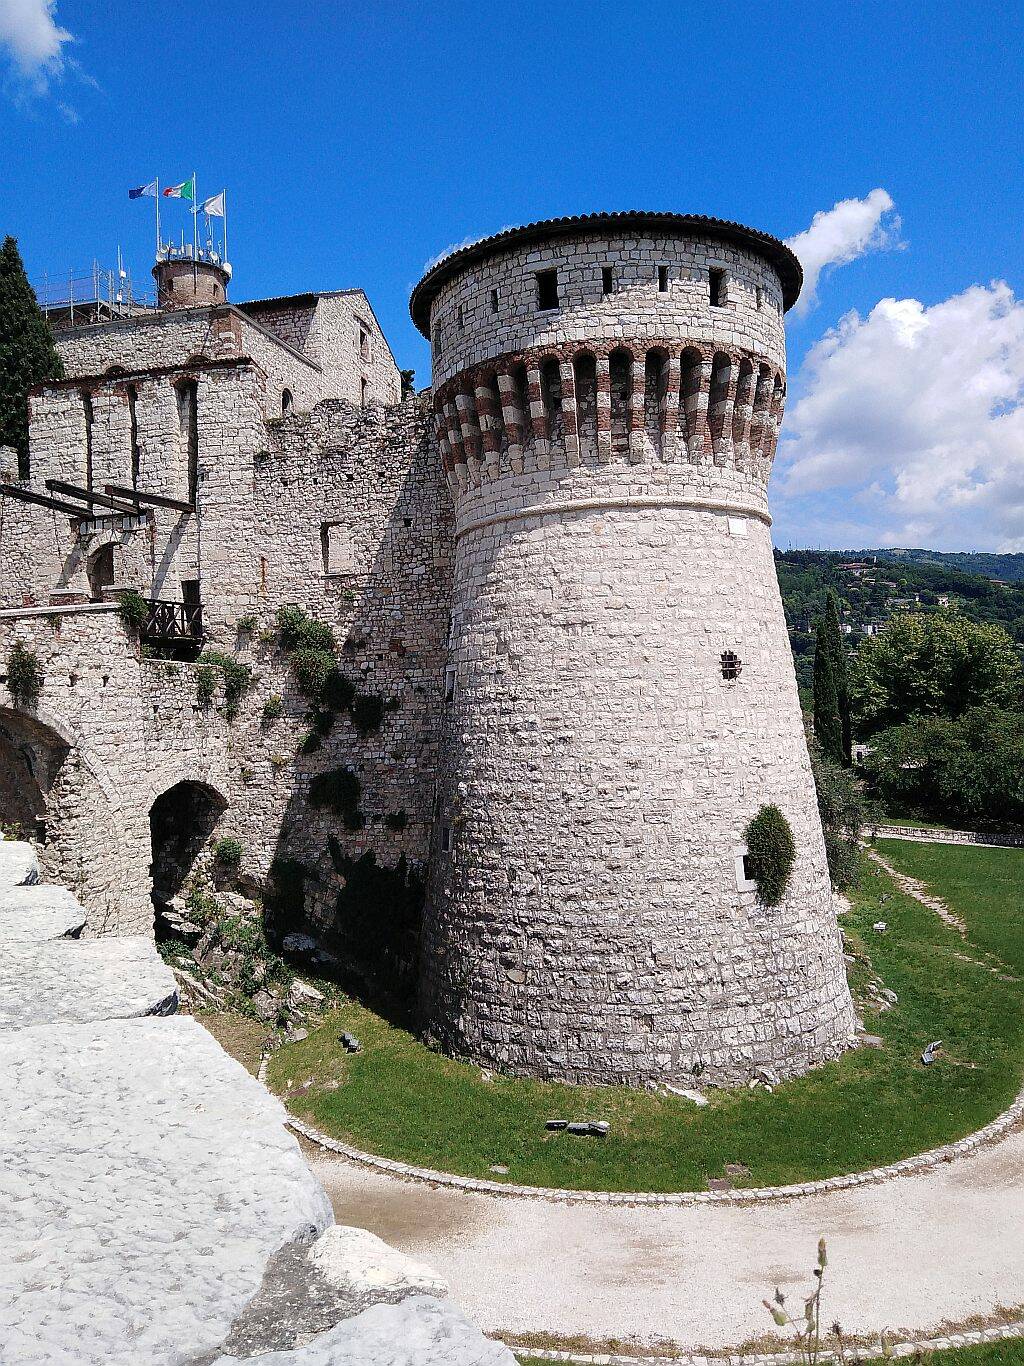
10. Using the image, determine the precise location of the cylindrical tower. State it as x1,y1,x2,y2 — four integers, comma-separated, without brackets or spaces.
412,212,855,1088
153,254,230,309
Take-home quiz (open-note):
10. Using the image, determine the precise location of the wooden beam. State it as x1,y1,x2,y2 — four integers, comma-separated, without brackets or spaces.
0,483,88,519
104,484,194,514
45,480,141,517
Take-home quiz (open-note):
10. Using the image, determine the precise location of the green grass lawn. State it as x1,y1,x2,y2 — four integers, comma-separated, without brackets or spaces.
876,840,1024,976
268,848,1024,1193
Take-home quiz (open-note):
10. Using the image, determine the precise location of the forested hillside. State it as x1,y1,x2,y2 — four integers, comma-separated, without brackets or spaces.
775,549,1024,703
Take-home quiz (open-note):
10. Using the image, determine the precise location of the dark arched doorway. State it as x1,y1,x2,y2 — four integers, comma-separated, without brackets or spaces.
0,708,71,842
149,780,227,937
86,544,115,602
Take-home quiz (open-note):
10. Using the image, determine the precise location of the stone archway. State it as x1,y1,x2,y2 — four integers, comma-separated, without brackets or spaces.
149,780,227,937
0,708,72,841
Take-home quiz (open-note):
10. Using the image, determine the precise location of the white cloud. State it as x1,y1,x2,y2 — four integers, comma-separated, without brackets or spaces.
0,0,74,95
775,282,1024,551
786,189,902,316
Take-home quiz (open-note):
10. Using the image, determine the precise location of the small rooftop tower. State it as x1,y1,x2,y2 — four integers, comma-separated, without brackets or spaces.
153,245,231,310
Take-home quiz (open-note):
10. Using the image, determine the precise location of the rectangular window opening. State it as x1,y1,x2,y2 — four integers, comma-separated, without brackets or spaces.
444,666,457,703
457,305,465,330
710,268,726,308
490,288,499,314
536,268,559,311
601,266,614,295
755,285,764,310
358,325,371,360
658,265,668,293
441,825,453,853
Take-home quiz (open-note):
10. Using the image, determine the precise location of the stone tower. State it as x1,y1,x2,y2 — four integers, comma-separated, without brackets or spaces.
411,211,856,1089
153,252,230,309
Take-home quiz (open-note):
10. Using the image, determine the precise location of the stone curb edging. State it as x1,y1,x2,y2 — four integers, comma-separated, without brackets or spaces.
505,1317,1024,1364
280,1082,1024,1208
870,824,1024,848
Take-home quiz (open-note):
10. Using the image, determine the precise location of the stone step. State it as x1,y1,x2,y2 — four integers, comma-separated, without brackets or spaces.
0,840,40,889
0,884,87,942
0,937,179,1030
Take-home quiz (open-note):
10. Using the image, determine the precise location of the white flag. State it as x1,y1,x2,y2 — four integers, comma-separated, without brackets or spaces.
200,191,226,217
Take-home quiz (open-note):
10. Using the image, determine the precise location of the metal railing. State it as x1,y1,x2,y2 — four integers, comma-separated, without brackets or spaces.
140,599,204,645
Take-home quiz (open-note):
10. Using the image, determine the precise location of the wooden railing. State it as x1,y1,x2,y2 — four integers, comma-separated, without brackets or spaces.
140,598,204,646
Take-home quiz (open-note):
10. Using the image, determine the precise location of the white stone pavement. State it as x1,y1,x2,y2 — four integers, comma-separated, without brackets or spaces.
0,839,515,1365
307,1120,1024,1355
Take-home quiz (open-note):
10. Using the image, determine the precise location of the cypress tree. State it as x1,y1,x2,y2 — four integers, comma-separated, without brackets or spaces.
813,620,844,764
824,590,852,764
0,236,64,479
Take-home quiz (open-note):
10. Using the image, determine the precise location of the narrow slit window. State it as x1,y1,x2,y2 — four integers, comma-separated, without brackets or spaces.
358,325,371,360
490,288,499,314
444,666,457,703
441,825,453,853
601,266,614,295
457,305,465,330
360,377,368,408
536,268,559,311
755,286,764,310
127,385,140,490
281,388,293,417
710,268,726,308
658,265,669,292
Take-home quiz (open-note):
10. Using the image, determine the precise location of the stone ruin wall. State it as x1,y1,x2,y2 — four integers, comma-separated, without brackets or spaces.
0,380,450,991
416,222,857,1086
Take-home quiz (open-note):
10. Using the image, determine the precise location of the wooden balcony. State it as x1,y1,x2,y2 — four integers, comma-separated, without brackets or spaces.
140,598,205,654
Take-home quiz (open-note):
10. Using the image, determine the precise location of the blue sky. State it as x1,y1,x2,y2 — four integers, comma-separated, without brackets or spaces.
2,0,1023,552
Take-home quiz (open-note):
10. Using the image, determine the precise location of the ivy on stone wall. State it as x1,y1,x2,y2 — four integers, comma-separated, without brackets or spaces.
273,604,395,734
6,641,43,708
743,804,797,907
196,650,255,721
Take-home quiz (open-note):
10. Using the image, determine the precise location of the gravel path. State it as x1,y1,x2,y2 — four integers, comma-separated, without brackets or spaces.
305,1128,1024,1355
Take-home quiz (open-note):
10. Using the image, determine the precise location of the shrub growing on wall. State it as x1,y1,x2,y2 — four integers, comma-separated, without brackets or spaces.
117,589,149,633
744,804,796,906
214,836,243,869
196,650,254,720
6,641,43,707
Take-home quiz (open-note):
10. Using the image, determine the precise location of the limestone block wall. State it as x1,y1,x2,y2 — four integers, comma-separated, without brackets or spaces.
0,401,450,984
414,215,855,1087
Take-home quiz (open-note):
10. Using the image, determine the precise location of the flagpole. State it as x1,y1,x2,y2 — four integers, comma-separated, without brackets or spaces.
155,177,161,259
223,191,228,267
192,170,198,291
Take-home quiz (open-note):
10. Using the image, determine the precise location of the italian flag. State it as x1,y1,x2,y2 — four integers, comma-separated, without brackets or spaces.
163,177,195,200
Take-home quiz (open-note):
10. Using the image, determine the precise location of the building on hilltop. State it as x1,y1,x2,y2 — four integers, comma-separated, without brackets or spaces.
0,212,855,1087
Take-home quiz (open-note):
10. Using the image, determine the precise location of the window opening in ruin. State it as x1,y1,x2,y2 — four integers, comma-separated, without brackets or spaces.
322,522,356,575
360,377,368,408
86,543,114,602
742,854,756,880
127,385,140,489
358,325,371,360
609,348,631,458
149,780,227,940
720,650,742,681
602,266,614,295
710,268,727,308
658,265,669,293
175,380,199,505
536,269,558,311
444,666,457,703
756,286,764,310
82,391,95,490
490,288,499,313
441,825,453,853
281,388,293,417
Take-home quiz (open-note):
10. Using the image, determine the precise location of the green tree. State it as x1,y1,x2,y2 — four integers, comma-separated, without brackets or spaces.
865,705,1024,828
823,591,852,764
0,236,64,478
812,621,844,763
851,613,1023,734
809,742,872,888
